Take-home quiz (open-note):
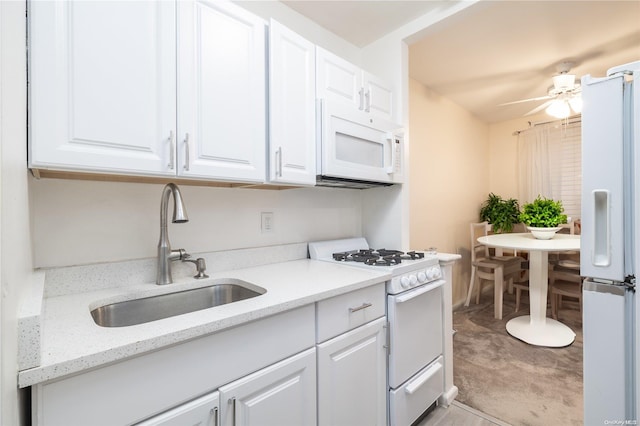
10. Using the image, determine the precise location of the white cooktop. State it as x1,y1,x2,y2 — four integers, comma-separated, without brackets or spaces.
308,237,438,276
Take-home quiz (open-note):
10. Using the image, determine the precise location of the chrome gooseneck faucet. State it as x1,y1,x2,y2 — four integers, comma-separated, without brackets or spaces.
156,183,190,285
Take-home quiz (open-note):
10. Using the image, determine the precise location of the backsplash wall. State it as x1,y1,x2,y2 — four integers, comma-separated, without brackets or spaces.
30,178,363,268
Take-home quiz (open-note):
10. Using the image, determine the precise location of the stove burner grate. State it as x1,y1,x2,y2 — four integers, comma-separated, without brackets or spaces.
331,248,426,266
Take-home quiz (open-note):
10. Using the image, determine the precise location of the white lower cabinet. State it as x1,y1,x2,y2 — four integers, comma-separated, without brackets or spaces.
137,391,220,426
32,306,315,426
317,317,387,426
219,348,316,426
139,348,316,426
31,284,391,426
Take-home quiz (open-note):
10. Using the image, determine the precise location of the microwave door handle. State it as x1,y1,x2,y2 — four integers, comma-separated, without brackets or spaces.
386,132,395,174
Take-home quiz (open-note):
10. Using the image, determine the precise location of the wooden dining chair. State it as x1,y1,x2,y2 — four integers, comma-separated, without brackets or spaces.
549,262,583,320
465,222,526,319
513,261,530,312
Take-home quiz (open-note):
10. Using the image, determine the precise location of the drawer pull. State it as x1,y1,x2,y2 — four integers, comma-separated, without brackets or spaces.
405,361,442,395
349,302,372,313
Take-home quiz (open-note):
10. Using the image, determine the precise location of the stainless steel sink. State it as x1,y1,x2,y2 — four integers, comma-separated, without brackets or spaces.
91,281,266,327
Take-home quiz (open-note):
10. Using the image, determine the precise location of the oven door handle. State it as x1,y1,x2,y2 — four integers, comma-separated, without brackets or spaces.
405,361,442,395
395,280,444,303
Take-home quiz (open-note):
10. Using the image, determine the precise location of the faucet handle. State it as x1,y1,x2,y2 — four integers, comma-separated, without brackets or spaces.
170,248,190,261
183,257,209,279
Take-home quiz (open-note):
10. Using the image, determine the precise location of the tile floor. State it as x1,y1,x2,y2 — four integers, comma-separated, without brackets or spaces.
418,400,511,426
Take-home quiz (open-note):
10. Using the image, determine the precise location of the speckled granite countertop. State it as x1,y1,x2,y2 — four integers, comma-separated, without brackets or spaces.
18,257,389,388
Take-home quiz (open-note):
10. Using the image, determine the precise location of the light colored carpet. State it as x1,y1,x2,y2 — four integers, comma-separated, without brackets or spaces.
453,291,583,426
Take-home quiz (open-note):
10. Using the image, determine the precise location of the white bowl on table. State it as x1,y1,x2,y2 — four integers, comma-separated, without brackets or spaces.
526,226,562,240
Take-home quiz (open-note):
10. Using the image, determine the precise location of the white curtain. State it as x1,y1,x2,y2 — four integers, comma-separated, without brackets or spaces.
517,125,554,204
517,120,582,218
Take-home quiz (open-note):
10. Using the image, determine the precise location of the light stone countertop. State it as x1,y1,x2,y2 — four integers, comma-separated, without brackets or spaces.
18,259,390,388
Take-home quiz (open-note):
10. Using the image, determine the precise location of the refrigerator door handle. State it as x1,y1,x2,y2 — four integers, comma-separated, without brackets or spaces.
592,189,612,267
583,278,626,296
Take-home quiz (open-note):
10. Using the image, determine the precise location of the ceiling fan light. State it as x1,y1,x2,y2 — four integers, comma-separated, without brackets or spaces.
569,96,583,113
553,74,576,90
546,99,570,119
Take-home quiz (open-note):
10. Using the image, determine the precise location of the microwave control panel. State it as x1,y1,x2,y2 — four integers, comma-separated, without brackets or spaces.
393,138,402,174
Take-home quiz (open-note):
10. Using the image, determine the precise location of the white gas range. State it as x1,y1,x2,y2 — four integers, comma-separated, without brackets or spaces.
309,237,446,426
308,237,442,294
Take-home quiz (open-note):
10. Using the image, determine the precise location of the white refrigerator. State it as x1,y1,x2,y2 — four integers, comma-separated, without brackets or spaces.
581,60,640,424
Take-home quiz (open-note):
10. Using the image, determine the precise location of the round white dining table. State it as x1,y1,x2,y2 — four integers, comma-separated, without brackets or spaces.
477,232,580,347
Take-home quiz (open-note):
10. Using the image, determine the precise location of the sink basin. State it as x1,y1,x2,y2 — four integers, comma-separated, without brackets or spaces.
91,280,266,327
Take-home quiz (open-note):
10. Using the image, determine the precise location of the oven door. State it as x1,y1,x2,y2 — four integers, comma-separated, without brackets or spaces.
387,279,444,389
317,100,403,184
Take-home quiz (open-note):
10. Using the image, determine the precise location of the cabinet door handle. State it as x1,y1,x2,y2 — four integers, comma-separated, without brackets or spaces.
358,88,364,110
211,407,219,426
168,131,175,170
229,397,236,426
349,302,372,313
183,133,190,171
365,90,371,112
276,147,283,177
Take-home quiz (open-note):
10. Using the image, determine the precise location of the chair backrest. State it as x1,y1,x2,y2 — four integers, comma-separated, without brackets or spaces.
550,262,583,286
558,218,576,234
470,222,491,262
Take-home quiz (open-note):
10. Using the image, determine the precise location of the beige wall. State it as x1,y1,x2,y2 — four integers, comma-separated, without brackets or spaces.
408,78,490,306
488,113,548,200
409,77,551,306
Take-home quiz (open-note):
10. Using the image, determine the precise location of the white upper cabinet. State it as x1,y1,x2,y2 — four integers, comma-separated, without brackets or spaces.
29,1,177,175
30,0,267,183
363,71,394,121
177,0,266,182
316,47,362,109
316,47,394,121
267,20,316,186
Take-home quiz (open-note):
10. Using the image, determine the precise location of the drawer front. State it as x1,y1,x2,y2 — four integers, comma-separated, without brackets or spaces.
316,282,385,342
389,356,444,426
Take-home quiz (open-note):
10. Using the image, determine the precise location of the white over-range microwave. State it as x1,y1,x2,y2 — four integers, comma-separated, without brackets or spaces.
316,100,404,189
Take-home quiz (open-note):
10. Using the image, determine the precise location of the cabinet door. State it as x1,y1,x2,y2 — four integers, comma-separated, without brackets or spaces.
219,348,316,426
317,317,387,426
363,72,394,121
178,0,266,182
136,391,219,426
268,20,316,186
316,47,362,109
29,1,176,175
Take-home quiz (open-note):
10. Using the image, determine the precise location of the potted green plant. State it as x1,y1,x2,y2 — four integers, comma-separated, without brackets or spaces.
519,196,568,239
479,193,521,233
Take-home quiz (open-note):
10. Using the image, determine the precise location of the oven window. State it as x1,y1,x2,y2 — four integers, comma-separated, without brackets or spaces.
335,131,384,167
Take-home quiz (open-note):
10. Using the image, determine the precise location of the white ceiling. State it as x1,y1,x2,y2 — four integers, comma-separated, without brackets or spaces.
283,0,640,123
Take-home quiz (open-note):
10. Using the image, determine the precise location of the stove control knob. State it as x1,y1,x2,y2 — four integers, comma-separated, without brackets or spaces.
427,267,441,280
433,266,442,279
417,271,427,283
400,276,411,288
409,275,418,286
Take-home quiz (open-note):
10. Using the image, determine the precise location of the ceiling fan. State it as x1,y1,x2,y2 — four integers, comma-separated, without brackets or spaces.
500,61,583,119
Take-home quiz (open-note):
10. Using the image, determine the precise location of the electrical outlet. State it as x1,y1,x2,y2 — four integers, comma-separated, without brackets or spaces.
261,212,274,233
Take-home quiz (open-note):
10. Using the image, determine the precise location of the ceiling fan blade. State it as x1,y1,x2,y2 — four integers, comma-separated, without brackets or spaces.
524,100,554,116
498,95,552,106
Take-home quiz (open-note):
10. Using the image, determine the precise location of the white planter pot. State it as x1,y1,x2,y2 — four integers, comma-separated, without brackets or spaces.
526,226,562,240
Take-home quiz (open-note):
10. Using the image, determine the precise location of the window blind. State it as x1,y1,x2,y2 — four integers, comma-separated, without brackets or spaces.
517,119,582,220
